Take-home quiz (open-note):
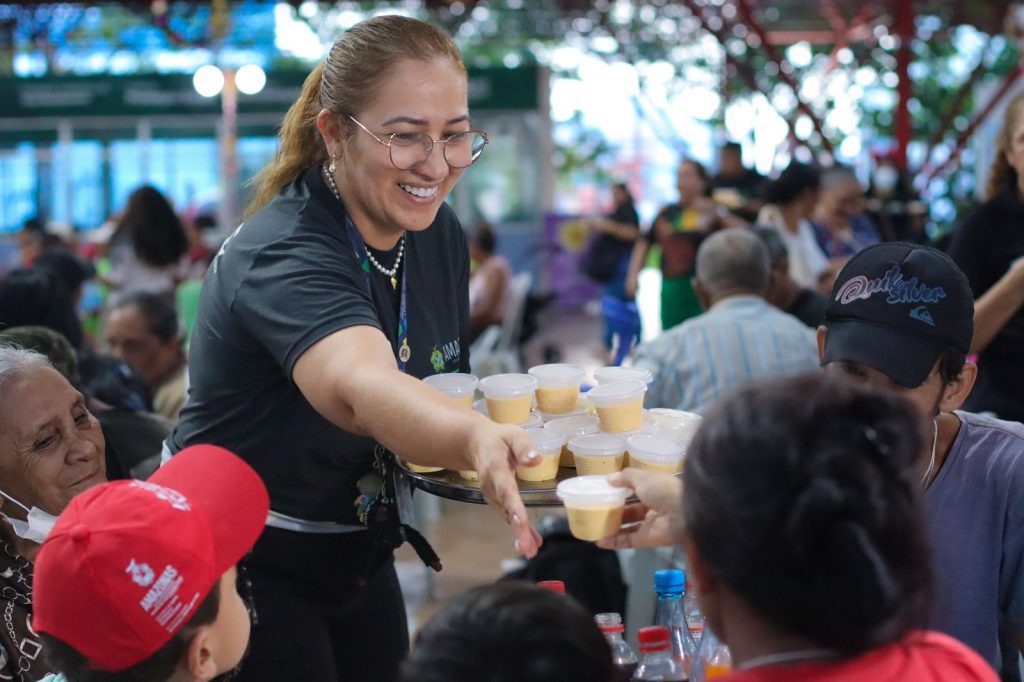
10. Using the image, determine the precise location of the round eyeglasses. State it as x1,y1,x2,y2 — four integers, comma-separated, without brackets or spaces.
349,115,488,171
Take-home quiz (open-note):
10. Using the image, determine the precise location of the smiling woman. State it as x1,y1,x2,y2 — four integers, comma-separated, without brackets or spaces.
0,344,107,680
167,15,541,682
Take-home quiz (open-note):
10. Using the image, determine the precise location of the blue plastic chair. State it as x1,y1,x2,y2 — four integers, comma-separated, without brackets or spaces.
602,296,642,367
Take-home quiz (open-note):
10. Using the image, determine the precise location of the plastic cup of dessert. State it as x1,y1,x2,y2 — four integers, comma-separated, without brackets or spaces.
479,374,538,424
528,364,586,415
556,475,630,541
568,433,627,475
592,366,653,386
404,461,445,474
516,429,566,482
626,435,685,474
536,396,590,422
473,400,543,429
544,415,600,467
423,372,479,408
587,380,647,433
647,409,703,448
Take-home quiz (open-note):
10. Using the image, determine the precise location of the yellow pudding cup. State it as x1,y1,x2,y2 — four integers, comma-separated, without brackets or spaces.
479,374,538,424
647,409,703,449
404,462,445,474
544,415,600,468
569,434,627,476
556,475,630,541
626,435,685,474
423,372,479,409
536,397,590,422
473,400,543,428
516,430,566,482
588,380,647,433
593,366,653,386
528,364,585,414
458,469,479,481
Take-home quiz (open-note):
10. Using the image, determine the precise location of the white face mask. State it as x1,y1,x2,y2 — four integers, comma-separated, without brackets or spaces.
0,489,59,544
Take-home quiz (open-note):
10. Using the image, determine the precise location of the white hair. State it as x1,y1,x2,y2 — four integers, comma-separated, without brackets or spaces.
695,228,771,296
0,345,54,395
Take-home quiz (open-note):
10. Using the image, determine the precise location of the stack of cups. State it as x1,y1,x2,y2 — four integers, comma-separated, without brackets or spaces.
528,364,586,415
568,434,627,475
556,476,629,541
587,380,647,433
544,415,600,467
626,435,685,474
516,429,566,482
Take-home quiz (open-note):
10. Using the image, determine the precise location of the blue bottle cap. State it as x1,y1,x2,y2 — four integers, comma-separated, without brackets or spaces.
654,568,685,594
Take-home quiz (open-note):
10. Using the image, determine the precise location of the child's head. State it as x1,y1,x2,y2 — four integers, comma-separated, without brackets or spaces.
33,444,270,681
401,581,613,682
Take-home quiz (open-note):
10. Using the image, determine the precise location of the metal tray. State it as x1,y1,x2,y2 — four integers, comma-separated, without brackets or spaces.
398,462,576,507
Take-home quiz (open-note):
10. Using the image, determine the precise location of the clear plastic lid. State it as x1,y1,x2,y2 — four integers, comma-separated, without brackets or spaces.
586,380,647,407
593,366,653,386
647,408,703,428
556,475,630,507
521,412,544,429
528,363,586,387
568,433,627,457
627,435,685,463
526,428,567,453
479,373,538,398
544,415,600,437
423,372,479,397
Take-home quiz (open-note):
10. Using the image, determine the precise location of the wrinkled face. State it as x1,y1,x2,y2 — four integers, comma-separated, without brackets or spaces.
105,305,180,388
334,58,471,241
208,567,252,674
0,367,106,516
677,162,707,204
1004,108,1024,186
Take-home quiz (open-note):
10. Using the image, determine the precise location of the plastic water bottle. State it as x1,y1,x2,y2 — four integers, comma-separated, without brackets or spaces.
633,626,686,681
693,625,732,680
595,613,638,682
653,569,696,674
683,579,705,647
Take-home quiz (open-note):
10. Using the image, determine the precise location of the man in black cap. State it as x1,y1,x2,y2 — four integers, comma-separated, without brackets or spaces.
818,242,1024,679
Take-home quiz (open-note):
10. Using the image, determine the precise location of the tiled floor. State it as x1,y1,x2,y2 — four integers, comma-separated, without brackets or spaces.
397,303,606,636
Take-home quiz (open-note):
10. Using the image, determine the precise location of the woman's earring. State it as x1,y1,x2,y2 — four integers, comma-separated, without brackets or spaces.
328,156,337,175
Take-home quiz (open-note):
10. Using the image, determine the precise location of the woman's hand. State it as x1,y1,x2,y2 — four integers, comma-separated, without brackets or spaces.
470,422,543,558
597,469,683,550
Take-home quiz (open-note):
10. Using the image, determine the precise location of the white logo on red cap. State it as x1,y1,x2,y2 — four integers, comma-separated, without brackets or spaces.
129,481,191,511
126,560,155,587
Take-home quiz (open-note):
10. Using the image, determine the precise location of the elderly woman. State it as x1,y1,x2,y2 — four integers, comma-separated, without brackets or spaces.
0,345,107,680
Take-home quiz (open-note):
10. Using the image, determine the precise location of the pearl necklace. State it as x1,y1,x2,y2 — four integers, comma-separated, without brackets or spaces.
322,163,406,289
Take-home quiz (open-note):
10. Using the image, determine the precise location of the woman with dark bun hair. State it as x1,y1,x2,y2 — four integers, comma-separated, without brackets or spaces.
601,373,997,681
757,162,829,291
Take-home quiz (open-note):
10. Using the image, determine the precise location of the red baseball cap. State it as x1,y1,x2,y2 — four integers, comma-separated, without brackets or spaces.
33,444,269,672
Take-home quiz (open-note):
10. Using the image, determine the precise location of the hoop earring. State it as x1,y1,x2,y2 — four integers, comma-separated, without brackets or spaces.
328,156,337,175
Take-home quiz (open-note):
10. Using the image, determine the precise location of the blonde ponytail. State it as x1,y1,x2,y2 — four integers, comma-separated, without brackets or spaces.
245,63,328,218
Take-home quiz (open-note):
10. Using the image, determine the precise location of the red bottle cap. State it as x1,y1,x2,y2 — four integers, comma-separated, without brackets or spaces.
637,626,671,652
538,580,565,594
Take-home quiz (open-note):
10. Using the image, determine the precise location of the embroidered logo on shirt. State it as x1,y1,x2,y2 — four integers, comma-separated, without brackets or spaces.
430,348,446,373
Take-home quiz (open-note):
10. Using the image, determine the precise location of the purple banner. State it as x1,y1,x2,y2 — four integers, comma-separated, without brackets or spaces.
544,212,600,309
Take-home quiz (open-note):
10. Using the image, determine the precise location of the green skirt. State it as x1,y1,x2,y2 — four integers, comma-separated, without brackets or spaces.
660,275,701,332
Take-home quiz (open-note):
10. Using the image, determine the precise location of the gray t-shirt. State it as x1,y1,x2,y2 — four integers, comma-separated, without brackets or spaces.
926,410,1024,672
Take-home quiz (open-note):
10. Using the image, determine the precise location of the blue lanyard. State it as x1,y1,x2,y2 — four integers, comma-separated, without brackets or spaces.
343,215,411,372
